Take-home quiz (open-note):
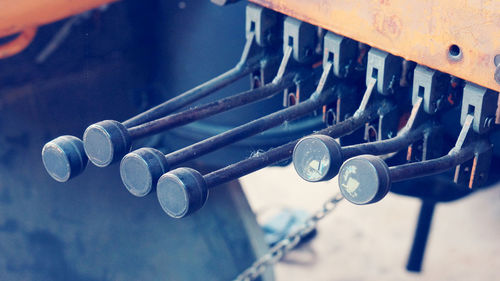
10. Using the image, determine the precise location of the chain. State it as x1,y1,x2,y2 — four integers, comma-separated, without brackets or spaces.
233,192,344,281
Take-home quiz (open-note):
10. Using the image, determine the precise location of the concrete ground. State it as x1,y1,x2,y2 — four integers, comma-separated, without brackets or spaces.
241,166,500,281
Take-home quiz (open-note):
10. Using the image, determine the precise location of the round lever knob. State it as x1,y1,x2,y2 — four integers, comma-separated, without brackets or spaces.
338,155,391,205
293,135,343,182
120,147,169,197
83,120,131,167
156,168,209,218
42,135,88,182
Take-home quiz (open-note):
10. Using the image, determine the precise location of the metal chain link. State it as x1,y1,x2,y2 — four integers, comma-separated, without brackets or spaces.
233,192,344,281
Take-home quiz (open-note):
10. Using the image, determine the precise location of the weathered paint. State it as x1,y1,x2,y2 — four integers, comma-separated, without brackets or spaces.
250,0,500,91
0,0,118,37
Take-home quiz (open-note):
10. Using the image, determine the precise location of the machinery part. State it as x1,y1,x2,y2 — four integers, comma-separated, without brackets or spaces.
41,135,88,182
249,0,500,92
0,0,118,37
211,0,242,6
83,120,132,167
338,115,491,205
293,98,429,182
233,193,344,281
0,27,37,59
154,86,379,218
460,82,499,134
42,4,278,180
366,48,402,95
121,61,334,197
338,154,391,205
412,65,448,115
84,71,294,167
292,134,343,182
120,25,342,196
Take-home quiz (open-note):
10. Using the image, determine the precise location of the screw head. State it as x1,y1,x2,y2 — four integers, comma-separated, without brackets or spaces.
120,147,169,197
42,135,88,182
83,120,131,167
293,135,343,182
157,168,208,219
338,155,391,205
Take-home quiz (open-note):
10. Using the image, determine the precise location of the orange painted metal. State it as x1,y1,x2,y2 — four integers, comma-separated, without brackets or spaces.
0,0,118,37
250,0,500,92
0,27,37,59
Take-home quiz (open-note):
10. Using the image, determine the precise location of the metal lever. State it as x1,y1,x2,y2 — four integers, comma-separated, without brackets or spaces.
152,80,380,218
292,97,429,182
41,4,277,182
81,69,293,168
120,61,334,197
337,114,491,205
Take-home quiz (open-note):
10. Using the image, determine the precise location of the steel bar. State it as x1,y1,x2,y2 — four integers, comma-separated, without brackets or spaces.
337,139,488,205
41,33,266,181
120,62,332,197
204,107,375,187
292,123,430,182
389,145,478,183
127,72,297,139
123,62,257,128
154,105,377,218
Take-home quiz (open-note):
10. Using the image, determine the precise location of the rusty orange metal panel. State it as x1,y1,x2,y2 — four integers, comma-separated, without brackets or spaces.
0,0,119,37
250,0,500,92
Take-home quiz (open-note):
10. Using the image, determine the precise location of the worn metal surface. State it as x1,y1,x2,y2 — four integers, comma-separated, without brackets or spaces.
0,0,118,37
249,0,500,92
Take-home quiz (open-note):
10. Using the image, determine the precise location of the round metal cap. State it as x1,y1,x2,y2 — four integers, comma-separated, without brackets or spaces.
120,147,169,197
338,155,391,205
83,120,131,167
293,135,343,182
42,135,88,182
156,168,208,219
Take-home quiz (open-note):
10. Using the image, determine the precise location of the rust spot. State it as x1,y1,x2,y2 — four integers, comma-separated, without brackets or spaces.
373,12,401,38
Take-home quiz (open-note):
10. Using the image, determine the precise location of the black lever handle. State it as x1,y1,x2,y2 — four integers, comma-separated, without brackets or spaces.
153,102,378,218
41,33,266,182
120,62,337,197
82,70,295,168
337,115,489,205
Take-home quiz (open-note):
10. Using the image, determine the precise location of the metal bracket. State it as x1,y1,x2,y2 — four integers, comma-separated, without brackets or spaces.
460,82,499,134
246,4,279,47
323,32,357,79
366,48,402,95
412,65,449,114
283,17,316,64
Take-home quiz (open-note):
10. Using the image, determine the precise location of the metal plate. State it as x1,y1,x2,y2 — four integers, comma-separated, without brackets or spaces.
250,0,500,92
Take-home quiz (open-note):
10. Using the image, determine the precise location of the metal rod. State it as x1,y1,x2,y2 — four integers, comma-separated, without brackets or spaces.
127,72,297,139
342,125,428,159
123,64,256,128
406,200,436,272
122,35,264,128
165,90,331,167
204,107,376,188
389,144,478,183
